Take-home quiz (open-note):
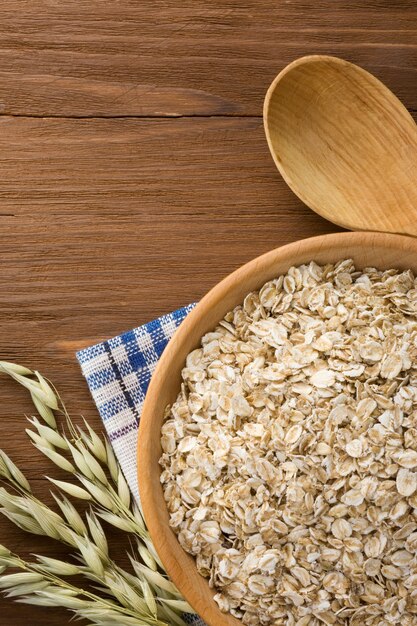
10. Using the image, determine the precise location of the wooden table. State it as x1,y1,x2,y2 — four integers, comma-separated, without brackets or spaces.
0,2,416,623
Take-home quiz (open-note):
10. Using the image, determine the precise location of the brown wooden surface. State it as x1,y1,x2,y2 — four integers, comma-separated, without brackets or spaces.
0,1,415,623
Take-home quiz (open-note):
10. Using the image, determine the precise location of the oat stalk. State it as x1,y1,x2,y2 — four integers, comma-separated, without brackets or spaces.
0,361,193,626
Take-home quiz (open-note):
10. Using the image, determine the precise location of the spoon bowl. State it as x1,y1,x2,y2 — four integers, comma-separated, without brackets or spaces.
264,55,417,236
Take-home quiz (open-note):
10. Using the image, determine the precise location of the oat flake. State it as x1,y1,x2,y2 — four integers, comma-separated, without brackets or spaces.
160,260,417,625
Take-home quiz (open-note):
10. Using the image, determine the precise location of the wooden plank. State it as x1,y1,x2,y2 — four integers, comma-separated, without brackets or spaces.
0,116,343,624
0,1,415,116
1,112,415,461
0,116,341,394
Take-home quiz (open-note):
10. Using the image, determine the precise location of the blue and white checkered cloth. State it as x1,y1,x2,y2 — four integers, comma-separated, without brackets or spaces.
77,304,207,626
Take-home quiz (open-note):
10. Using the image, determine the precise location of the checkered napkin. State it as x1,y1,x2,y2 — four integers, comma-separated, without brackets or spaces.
76,304,208,626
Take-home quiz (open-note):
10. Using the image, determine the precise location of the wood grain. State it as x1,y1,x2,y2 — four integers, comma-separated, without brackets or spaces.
139,232,417,626
0,1,415,623
0,114,339,625
0,1,415,117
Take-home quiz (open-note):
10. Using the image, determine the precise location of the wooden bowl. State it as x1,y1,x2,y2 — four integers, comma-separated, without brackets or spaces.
138,231,417,626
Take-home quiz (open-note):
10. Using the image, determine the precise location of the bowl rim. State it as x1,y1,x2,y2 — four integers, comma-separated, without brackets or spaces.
138,231,417,625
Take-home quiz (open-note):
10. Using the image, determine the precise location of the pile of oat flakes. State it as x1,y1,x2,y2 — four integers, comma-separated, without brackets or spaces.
160,260,417,625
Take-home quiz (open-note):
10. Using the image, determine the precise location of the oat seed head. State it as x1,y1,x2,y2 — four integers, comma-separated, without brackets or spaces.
0,450,31,492
35,445,76,474
35,555,80,576
47,477,93,501
0,360,193,625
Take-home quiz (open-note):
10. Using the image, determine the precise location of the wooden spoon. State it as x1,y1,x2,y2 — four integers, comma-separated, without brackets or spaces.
264,55,417,236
